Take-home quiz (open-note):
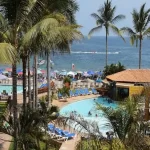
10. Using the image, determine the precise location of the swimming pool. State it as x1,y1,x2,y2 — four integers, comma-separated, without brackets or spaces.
0,85,23,94
60,97,118,137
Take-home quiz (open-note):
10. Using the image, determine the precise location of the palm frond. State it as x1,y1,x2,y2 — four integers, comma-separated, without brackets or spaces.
0,43,16,63
109,23,125,41
143,27,150,37
16,0,44,31
0,0,21,25
22,14,82,50
112,15,125,24
130,35,137,45
120,27,136,36
88,25,103,38
91,13,103,23
22,17,60,47
47,0,79,24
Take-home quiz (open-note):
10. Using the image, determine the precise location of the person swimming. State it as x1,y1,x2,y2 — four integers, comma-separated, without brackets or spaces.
88,111,92,116
95,114,98,117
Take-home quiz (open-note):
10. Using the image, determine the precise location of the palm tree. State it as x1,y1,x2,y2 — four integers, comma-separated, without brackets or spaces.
96,97,149,149
44,0,79,108
102,62,125,79
0,2,82,149
140,85,150,121
0,102,60,149
46,0,79,24
88,0,125,66
121,3,150,69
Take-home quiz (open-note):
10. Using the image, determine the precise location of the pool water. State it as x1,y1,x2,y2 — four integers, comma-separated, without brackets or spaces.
60,97,118,137
0,85,23,94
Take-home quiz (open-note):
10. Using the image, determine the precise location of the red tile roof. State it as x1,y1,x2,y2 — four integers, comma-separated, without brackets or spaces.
106,69,150,83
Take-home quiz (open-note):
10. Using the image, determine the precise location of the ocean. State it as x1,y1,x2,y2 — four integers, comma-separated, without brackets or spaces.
1,36,150,72
50,36,150,71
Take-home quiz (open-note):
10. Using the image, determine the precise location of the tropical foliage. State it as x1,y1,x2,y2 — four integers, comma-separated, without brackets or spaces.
58,86,70,98
88,0,125,66
63,77,71,85
0,0,82,149
96,97,150,149
121,3,150,69
0,102,60,150
102,62,125,79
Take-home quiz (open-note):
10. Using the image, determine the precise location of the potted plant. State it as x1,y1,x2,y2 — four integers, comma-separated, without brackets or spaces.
63,77,71,88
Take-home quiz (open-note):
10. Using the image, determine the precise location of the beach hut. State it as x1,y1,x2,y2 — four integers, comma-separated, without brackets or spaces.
104,69,150,100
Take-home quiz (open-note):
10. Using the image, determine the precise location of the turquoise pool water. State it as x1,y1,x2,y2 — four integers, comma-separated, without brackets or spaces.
60,97,118,137
0,85,23,94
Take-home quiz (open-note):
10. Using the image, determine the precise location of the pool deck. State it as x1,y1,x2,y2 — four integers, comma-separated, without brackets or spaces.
0,93,99,150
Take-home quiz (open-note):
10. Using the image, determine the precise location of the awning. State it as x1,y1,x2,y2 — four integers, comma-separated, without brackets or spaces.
116,82,134,87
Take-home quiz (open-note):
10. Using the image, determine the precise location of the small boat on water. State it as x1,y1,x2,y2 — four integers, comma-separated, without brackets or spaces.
38,59,54,66
50,60,54,66
38,60,45,65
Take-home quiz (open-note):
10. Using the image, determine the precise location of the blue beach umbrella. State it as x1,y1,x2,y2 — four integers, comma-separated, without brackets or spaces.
87,70,94,75
17,69,22,73
95,71,102,76
0,69,4,74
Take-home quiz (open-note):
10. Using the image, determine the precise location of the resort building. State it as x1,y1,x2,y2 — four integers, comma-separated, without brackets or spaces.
103,69,150,100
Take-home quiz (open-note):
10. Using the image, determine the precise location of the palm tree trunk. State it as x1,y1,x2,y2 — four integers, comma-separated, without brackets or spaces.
12,63,18,149
22,57,27,112
139,38,142,69
27,54,31,108
47,52,51,108
105,27,108,66
32,57,35,110
34,54,38,109
145,97,149,121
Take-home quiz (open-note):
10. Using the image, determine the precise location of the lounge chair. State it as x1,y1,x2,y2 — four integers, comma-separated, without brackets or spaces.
74,89,79,96
92,88,98,94
85,88,90,95
80,89,85,95
48,124,55,131
55,128,68,141
69,90,74,97
61,130,76,139
55,128,75,140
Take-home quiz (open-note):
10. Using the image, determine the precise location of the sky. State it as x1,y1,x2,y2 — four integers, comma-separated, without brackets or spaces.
76,0,150,36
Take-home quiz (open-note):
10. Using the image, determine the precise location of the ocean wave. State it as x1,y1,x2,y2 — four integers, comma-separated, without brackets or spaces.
71,51,120,54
